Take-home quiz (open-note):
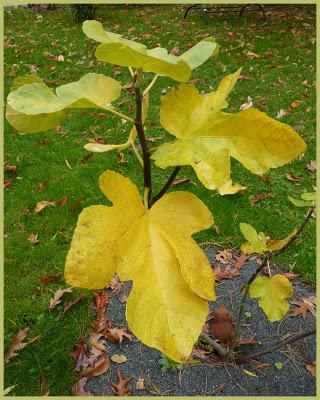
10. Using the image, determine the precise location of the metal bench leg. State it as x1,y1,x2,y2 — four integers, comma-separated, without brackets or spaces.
184,4,200,20
240,4,266,20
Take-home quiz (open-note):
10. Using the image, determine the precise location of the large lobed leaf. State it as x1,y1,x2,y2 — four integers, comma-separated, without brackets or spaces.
83,20,218,82
249,275,293,321
6,73,121,133
152,70,307,193
65,171,215,362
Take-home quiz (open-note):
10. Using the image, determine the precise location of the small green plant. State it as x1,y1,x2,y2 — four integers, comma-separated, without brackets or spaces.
159,354,183,373
5,20,313,364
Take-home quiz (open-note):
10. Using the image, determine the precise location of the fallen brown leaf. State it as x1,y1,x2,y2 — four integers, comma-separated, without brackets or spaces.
4,165,17,172
72,340,90,371
233,253,248,270
286,173,301,183
56,195,68,208
49,287,74,310
104,328,133,344
69,196,86,211
215,249,232,264
38,273,61,285
306,361,316,377
244,50,260,59
306,160,316,172
280,272,299,281
27,233,39,244
135,377,145,390
290,296,316,319
259,174,272,182
214,265,240,282
93,291,109,311
236,335,257,347
64,293,86,314
110,368,132,396
191,347,211,360
209,305,234,346
80,355,110,378
34,200,56,213
4,179,13,188
250,193,275,205
36,181,49,192
171,176,189,187
80,153,94,164
5,328,29,364
290,100,303,109
108,274,123,292
118,152,127,164
71,377,92,396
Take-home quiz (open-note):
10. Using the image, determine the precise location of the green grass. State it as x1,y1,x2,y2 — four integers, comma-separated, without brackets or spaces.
4,4,316,396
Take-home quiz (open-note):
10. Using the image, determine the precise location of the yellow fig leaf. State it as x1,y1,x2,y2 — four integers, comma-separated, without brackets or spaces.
84,93,148,153
218,179,247,195
152,70,307,191
6,76,67,134
240,223,268,254
249,275,293,321
56,73,121,109
84,20,217,82
65,171,215,362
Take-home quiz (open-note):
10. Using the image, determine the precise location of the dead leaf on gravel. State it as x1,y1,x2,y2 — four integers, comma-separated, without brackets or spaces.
5,328,29,364
171,177,189,187
49,287,73,310
250,193,275,205
108,274,123,292
64,293,86,314
236,335,257,347
233,253,248,270
105,328,133,344
306,160,316,172
290,296,316,319
27,233,39,244
209,305,235,346
280,272,299,281
34,200,56,213
111,354,128,364
215,249,232,264
191,347,212,360
286,173,301,183
110,368,132,396
118,293,128,304
38,273,61,285
135,377,145,390
80,355,110,378
306,361,316,377
214,265,240,282
93,291,109,311
71,377,92,396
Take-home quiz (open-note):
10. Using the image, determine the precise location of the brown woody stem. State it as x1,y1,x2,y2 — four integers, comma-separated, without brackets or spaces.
236,327,316,363
229,208,315,353
152,167,181,203
199,333,227,358
133,72,152,208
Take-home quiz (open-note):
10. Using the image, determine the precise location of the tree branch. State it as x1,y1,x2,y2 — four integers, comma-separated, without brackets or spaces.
199,333,227,358
229,208,315,352
133,73,152,208
152,167,181,204
236,327,316,363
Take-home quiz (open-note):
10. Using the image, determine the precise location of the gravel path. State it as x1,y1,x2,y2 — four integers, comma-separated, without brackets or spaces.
85,247,316,396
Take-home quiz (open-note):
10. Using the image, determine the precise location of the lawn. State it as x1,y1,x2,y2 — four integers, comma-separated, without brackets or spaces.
4,4,316,396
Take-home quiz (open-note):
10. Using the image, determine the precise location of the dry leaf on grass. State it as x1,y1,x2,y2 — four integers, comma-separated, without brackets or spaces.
5,327,29,364
243,50,260,59
71,377,92,396
34,200,56,213
250,193,275,205
38,273,62,285
306,160,316,172
64,293,86,314
171,177,189,187
286,173,301,183
56,195,68,208
306,361,316,377
49,287,73,310
110,368,132,396
80,355,110,378
71,341,90,371
27,233,39,244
